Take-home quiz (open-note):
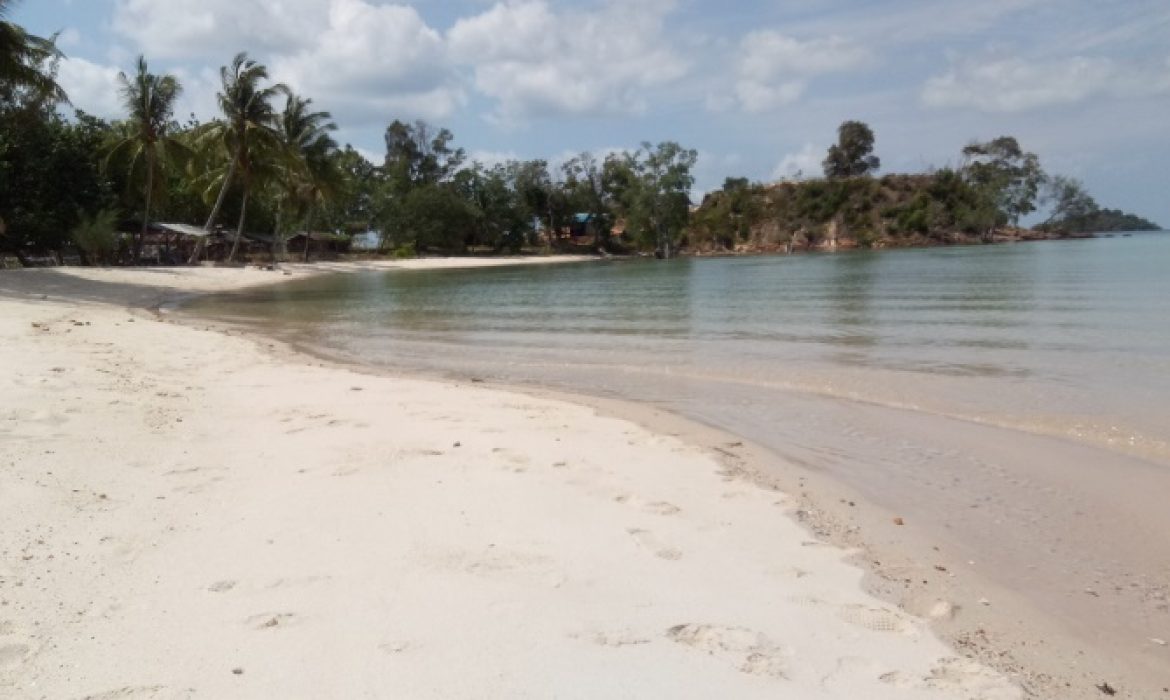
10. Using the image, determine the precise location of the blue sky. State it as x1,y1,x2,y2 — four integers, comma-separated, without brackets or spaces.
13,0,1170,224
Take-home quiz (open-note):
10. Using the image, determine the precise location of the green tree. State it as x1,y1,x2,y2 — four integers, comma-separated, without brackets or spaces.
276,93,339,261
690,177,758,249
960,136,1045,227
0,0,66,107
374,120,473,253
509,159,562,247
105,56,187,262
823,121,880,179
190,52,287,263
613,142,698,257
561,152,614,249
0,110,115,256
456,162,529,252
381,184,475,252
383,119,465,193
322,145,381,238
1040,175,1097,229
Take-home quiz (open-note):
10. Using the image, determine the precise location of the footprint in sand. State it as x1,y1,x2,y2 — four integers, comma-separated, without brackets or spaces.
103,537,144,565
415,548,567,588
76,686,167,699
643,501,681,516
879,670,917,688
614,494,682,516
491,448,531,472
246,612,296,630
171,475,224,495
666,624,788,679
626,528,683,560
263,575,332,590
879,658,1018,698
574,630,653,648
820,656,894,689
0,642,32,671
835,604,916,635
789,595,917,636
922,657,1019,698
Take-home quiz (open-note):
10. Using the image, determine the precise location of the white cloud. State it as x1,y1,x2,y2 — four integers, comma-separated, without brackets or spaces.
273,0,462,123
169,66,222,124
922,55,1170,112
57,57,123,119
112,0,327,59
448,0,688,121
57,28,83,49
778,0,1055,46
732,31,869,112
771,143,823,181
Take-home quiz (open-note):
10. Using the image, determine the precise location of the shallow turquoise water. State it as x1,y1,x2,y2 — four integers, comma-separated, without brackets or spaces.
189,233,1170,464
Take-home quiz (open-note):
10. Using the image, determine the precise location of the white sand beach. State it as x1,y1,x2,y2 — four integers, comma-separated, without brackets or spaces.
0,263,1022,698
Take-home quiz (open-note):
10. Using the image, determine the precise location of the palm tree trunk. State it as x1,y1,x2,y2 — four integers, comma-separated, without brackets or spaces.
227,182,249,263
303,205,315,262
271,202,282,264
546,204,555,251
189,149,240,264
138,152,155,265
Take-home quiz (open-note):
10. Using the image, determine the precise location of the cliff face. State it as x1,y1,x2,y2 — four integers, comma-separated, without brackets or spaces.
685,172,1069,254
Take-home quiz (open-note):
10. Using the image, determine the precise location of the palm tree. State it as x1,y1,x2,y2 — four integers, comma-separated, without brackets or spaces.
189,52,286,263
105,56,186,262
277,94,340,261
0,0,67,104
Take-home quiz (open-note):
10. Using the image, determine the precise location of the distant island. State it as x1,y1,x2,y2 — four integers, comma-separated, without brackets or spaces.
1037,208,1161,235
685,127,1161,254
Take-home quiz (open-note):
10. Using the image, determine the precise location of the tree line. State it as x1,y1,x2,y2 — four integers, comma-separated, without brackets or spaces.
1,5,699,263
0,3,1158,266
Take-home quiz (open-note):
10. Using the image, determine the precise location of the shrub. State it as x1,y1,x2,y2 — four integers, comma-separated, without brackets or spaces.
71,210,121,265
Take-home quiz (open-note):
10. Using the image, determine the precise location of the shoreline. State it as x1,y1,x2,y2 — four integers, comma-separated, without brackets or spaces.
0,261,1023,699
195,311,1170,700
170,258,1170,698
2,261,1160,697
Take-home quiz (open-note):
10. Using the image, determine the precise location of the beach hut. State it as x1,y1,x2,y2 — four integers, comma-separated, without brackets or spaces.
148,223,212,264
151,224,275,263
569,213,598,239
286,231,350,258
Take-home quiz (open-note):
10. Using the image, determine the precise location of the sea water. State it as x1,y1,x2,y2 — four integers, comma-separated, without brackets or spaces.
189,233,1170,468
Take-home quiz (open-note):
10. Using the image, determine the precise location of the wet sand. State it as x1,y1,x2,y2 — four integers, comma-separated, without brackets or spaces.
238,344,1170,699
650,374,1170,698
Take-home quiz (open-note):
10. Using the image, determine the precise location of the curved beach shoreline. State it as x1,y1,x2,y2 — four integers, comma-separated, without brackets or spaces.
0,260,1155,698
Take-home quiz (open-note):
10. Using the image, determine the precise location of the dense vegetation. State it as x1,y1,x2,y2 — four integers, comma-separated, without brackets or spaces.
1052,209,1161,234
1033,176,1161,233
0,4,1159,265
687,127,1160,252
0,5,698,262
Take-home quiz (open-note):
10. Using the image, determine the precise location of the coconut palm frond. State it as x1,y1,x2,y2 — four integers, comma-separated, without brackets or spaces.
0,1,68,104
103,55,185,260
